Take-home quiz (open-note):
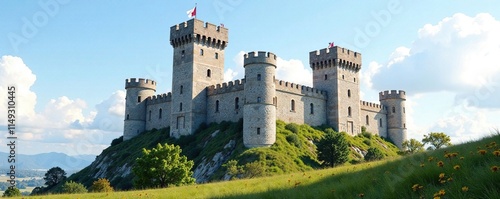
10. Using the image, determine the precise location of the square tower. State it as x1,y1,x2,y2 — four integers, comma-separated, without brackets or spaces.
169,19,228,137
309,46,362,135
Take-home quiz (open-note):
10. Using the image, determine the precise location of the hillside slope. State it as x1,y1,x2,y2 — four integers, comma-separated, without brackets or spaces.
66,120,399,191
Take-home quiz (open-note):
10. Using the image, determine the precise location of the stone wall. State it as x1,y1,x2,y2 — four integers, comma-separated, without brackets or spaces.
360,100,387,137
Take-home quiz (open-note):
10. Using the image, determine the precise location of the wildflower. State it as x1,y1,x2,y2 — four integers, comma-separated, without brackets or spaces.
436,189,446,196
491,166,499,172
428,157,434,162
437,161,444,167
358,193,364,198
444,153,450,158
454,165,461,170
478,150,487,155
433,197,440,199
493,150,500,157
460,156,464,160
420,163,425,167
440,180,446,184
462,186,469,192
412,184,420,191
447,177,453,182
439,173,445,179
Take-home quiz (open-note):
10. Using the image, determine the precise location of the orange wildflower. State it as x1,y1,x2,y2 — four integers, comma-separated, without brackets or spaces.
493,150,500,157
454,165,460,170
492,166,499,172
462,186,469,192
478,150,487,155
428,157,434,162
437,161,444,167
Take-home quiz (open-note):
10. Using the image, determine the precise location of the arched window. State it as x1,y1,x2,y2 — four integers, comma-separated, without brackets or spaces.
354,78,356,82
366,115,369,125
310,103,314,114
180,103,183,111
148,110,152,121
348,89,351,98
159,108,162,119
215,100,219,112
215,52,219,59
180,85,183,94
257,74,261,81
392,107,395,113
207,69,211,77
200,49,204,56
348,106,352,117
291,100,295,111
342,75,345,79
235,97,239,109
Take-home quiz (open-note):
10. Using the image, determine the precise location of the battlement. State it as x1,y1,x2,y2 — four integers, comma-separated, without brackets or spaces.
275,79,327,99
207,79,245,96
243,51,277,68
170,19,228,49
147,92,172,105
125,78,156,90
309,46,362,71
360,100,386,113
379,90,406,100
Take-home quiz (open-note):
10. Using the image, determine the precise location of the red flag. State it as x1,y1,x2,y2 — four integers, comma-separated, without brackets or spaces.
328,42,334,48
187,6,196,18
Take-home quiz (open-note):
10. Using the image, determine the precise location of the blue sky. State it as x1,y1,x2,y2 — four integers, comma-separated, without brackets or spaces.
1,0,500,157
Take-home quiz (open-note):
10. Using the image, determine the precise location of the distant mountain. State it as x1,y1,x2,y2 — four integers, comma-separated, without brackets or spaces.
0,152,95,171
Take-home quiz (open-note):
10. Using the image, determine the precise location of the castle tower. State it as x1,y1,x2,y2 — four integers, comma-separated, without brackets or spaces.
243,51,277,148
309,46,362,135
169,19,228,138
124,78,156,140
379,90,407,149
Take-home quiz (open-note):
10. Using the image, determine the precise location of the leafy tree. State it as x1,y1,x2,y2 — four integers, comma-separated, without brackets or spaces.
43,167,67,188
89,178,114,192
242,161,266,178
402,139,424,154
223,160,242,180
317,129,349,167
2,187,21,197
133,143,195,189
61,181,87,194
30,186,44,196
365,147,384,161
422,132,452,150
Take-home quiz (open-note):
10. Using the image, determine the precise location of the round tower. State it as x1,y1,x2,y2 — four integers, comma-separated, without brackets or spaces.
124,78,156,140
379,90,407,149
243,51,277,148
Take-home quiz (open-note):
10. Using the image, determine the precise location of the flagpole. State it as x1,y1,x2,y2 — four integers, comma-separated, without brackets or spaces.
195,3,197,19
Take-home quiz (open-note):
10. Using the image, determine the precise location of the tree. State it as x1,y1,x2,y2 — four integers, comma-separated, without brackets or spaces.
422,132,452,150
43,167,67,188
133,143,195,189
89,178,114,193
402,139,424,154
317,129,349,167
61,181,87,194
365,147,384,161
30,186,44,196
2,187,21,197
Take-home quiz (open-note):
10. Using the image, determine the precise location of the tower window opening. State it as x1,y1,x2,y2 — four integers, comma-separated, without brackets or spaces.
379,118,383,127
235,97,239,109
159,108,162,119
310,103,314,114
215,100,219,112
137,96,141,103
354,78,356,82
403,107,406,113
348,89,351,98
180,85,183,94
348,106,352,117
404,123,406,128
126,114,129,120
324,74,328,80
148,110,152,121
257,97,261,103
257,74,261,81
257,128,261,135
180,103,183,111
392,107,395,113
291,100,295,112
215,52,219,59
342,75,345,79
181,50,185,58
207,69,211,77
200,49,204,56
366,115,369,125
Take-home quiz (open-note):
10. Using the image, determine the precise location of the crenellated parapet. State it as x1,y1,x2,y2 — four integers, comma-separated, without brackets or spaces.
360,100,386,113
147,92,172,105
170,18,228,49
275,79,327,99
125,78,156,90
244,51,277,68
309,46,362,71
207,79,245,96
379,90,406,100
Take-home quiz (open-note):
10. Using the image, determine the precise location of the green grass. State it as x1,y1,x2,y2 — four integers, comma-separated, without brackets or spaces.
20,133,500,198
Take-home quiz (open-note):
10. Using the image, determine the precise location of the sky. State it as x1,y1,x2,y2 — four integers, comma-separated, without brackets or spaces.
1,0,499,157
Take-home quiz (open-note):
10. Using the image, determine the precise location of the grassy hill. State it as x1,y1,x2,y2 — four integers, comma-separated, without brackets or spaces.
51,120,398,192
17,133,500,198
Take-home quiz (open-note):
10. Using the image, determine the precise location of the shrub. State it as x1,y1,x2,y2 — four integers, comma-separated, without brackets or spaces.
363,139,372,146
361,131,372,139
286,134,302,147
111,136,123,146
365,147,384,161
285,123,300,134
62,181,88,194
90,178,114,192
3,187,22,197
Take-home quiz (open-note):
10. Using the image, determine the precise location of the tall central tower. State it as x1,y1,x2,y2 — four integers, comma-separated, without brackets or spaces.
169,19,228,137
309,46,362,135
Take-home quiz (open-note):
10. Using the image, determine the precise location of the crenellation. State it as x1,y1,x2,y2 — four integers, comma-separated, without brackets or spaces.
207,79,245,96
309,46,362,71
125,78,156,90
147,92,172,105
379,90,406,100
243,51,277,67
170,19,228,49
360,100,386,113
274,79,327,99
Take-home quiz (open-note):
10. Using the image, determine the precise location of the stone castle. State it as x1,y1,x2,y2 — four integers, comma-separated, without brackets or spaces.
123,18,408,148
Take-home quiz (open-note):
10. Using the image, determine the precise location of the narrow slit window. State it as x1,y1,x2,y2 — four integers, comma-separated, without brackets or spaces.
235,97,239,109
348,106,352,117
310,103,314,114
200,49,204,56
215,100,219,112
392,107,395,113
257,128,261,135
137,96,141,103
207,69,211,77
180,103,183,111
366,115,369,125
257,74,261,81
379,118,383,127
291,100,295,111
180,85,183,94
215,52,219,59
159,108,162,119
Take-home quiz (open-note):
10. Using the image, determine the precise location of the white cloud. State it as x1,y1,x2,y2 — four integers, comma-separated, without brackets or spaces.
88,90,126,132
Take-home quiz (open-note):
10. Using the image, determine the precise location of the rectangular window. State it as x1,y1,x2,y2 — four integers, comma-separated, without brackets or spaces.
257,128,261,135
215,52,219,59
200,49,204,56
137,96,141,102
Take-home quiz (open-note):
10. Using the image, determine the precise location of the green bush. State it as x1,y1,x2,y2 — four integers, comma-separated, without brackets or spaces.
363,139,372,146
61,181,87,194
361,131,372,139
285,123,300,134
364,147,384,161
3,187,21,197
286,134,302,147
